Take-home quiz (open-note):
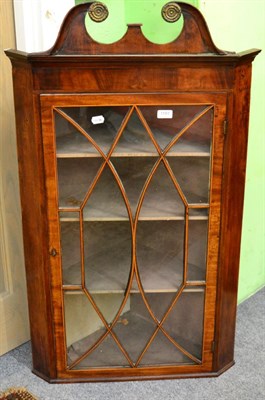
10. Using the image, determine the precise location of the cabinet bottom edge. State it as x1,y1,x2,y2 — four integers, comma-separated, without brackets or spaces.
32,361,235,384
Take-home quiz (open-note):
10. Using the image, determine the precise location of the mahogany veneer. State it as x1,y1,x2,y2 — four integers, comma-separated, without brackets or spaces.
6,2,260,383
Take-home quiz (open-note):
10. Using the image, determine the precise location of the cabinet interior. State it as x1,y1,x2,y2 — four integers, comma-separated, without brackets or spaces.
54,104,212,370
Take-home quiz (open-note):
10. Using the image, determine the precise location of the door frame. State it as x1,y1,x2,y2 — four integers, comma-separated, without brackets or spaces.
40,92,227,379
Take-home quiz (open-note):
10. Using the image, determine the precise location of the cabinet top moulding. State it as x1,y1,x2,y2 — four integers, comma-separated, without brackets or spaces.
5,2,260,66
5,3,260,94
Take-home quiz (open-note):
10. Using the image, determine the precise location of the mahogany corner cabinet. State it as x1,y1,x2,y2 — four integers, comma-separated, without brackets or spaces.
6,2,260,383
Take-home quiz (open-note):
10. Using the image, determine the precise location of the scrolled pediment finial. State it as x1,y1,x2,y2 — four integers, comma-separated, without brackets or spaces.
88,2,109,23
162,2,182,23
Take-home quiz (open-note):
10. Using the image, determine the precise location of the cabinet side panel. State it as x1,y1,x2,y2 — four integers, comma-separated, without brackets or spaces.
214,64,253,370
10,62,56,379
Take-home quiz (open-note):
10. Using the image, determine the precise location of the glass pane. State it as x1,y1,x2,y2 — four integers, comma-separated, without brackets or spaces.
64,292,106,366
131,276,139,293
55,111,97,156
112,109,158,155
187,218,209,282
144,292,176,322
145,290,176,322
163,288,205,360
83,164,129,220
73,335,129,369
167,157,211,204
138,162,185,220
57,103,211,371
60,212,80,221
189,208,209,220
168,108,213,155
84,221,132,294
111,157,157,217
136,221,184,292
139,330,195,366
112,293,157,363
139,105,208,150
58,106,130,155
57,158,102,208
60,216,81,285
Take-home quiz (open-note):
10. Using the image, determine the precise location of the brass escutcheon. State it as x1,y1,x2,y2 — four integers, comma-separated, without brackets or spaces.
162,2,182,23
49,248,58,257
88,2,109,23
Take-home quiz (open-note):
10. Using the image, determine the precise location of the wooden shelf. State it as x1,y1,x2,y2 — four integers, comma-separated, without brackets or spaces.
59,212,209,222
63,287,205,294
61,220,207,293
66,291,203,367
55,104,212,158
68,311,194,368
57,157,210,220
56,131,211,158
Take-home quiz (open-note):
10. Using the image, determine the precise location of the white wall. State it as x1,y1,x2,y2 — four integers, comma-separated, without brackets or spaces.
14,0,75,52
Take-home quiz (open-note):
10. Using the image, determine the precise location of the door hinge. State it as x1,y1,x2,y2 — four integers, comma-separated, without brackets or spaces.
223,120,228,136
211,340,216,353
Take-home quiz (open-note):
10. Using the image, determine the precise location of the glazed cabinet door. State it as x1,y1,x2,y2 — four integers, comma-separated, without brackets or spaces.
41,93,226,380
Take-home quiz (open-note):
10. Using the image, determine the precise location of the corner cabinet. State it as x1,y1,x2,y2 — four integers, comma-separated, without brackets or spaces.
6,2,260,383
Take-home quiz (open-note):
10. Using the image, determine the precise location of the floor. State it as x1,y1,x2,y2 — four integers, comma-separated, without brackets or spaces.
0,288,264,400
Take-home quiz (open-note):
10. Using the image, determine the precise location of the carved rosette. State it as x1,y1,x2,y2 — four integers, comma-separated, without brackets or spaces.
88,2,109,23
162,2,182,23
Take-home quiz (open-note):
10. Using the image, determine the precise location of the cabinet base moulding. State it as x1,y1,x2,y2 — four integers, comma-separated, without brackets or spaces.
33,361,235,383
